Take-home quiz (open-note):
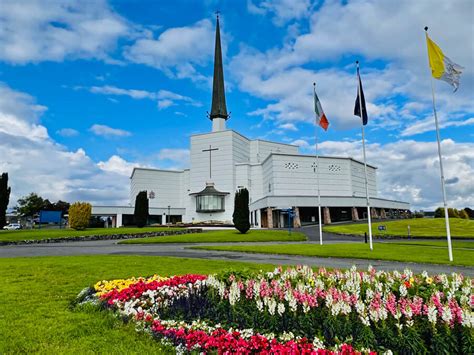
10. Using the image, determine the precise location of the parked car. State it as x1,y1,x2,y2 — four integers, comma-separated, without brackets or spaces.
3,223,22,230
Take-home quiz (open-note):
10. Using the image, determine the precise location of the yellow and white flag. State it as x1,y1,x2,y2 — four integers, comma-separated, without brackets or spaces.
426,33,464,92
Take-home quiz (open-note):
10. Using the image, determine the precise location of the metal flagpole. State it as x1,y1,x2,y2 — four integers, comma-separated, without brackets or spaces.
314,83,323,245
356,61,373,250
424,27,453,261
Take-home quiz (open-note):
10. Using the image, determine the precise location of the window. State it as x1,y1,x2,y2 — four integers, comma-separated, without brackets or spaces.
195,195,225,212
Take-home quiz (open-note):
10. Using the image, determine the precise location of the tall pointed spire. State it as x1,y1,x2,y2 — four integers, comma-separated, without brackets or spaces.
210,13,228,125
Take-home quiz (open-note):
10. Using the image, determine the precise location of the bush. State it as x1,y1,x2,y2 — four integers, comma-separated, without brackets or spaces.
69,202,91,230
134,191,149,228
233,188,250,234
459,209,469,219
448,208,460,218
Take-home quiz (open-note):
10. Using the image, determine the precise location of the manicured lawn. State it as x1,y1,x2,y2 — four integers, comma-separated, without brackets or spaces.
388,240,474,249
323,218,474,238
0,226,182,242
192,242,474,266
0,255,274,353
119,229,307,244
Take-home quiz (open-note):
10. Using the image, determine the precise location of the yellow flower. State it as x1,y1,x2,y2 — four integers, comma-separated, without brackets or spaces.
409,277,414,284
426,277,433,285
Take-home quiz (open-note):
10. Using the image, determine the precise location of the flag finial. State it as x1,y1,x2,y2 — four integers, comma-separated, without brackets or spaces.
424,26,428,32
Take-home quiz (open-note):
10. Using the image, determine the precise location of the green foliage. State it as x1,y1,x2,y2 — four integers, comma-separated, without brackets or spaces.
413,211,424,218
459,209,469,219
134,191,149,228
434,207,445,218
448,208,460,218
464,207,474,219
0,172,11,228
0,255,273,353
120,229,306,244
232,188,250,234
194,241,474,266
13,192,69,218
69,202,92,230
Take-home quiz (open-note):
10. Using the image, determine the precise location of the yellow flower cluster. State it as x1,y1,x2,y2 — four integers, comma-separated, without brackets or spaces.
93,274,167,297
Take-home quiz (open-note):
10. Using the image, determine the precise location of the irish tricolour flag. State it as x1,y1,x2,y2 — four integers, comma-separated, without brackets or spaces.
313,86,329,131
425,32,464,92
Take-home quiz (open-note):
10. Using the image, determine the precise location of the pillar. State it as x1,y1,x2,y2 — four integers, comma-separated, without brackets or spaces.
267,207,273,229
256,209,261,228
351,207,359,221
116,213,123,227
380,209,387,219
323,207,331,225
111,216,117,228
293,207,301,228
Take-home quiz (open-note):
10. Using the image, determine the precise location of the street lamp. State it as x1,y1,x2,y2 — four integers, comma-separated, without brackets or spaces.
167,205,171,224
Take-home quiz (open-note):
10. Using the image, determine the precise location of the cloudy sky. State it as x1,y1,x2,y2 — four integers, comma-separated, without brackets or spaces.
0,0,473,211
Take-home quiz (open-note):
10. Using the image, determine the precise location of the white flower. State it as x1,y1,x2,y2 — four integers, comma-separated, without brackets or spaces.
277,302,285,316
399,284,407,297
312,336,325,349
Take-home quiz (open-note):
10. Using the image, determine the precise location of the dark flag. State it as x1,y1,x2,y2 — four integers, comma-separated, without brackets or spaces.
354,66,368,125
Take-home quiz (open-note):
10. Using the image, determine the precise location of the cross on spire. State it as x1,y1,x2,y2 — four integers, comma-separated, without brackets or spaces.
202,145,219,179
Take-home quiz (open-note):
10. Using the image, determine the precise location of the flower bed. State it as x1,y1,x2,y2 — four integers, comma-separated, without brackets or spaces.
76,266,473,354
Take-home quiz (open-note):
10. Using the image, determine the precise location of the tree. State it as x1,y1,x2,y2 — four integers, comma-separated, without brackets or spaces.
464,207,474,219
448,208,459,218
14,192,45,217
68,202,91,230
233,188,250,234
459,209,469,219
134,191,149,228
0,173,11,228
434,207,444,218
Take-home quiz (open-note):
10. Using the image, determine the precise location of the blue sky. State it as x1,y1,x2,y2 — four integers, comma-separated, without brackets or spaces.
0,0,473,210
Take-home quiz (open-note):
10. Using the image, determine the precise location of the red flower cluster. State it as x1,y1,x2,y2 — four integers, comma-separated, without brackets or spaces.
151,320,370,354
101,274,207,304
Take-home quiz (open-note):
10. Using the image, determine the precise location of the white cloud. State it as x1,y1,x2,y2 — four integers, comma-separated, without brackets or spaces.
318,138,474,211
401,117,474,137
279,123,298,131
124,19,215,81
291,139,310,149
87,85,201,110
0,83,134,207
97,155,137,177
156,148,190,168
57,128,79,137
0,0,132,63
247,0,311,25
89,124,131,138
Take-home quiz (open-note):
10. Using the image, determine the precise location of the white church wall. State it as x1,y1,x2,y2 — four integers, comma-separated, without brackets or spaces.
187,130,237,223
249,164,263,203
130,169,184,209
350,160,377,198
250,140,298,164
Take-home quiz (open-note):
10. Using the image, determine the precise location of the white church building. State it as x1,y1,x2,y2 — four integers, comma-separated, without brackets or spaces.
92,16,409,228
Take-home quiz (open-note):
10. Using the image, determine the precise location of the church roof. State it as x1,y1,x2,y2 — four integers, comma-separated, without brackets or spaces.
189,182,229,196
209,14,228,120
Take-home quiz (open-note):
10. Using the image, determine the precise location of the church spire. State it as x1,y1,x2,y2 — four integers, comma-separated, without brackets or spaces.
209,13,228,131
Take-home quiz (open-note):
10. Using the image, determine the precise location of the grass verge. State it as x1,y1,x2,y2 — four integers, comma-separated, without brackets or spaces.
0,255,274,353
191,242,474,266
323,218,474,238
119,229,306,244
0,226,183,242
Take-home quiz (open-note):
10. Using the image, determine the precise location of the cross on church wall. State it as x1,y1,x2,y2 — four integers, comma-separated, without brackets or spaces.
202,145,219,179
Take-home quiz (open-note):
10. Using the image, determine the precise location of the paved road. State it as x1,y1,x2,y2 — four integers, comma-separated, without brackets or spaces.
0,236,472,276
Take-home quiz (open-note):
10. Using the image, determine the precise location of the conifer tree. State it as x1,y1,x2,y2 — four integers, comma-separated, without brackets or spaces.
0,173,11,228
134,191,149,228
233,188,250,234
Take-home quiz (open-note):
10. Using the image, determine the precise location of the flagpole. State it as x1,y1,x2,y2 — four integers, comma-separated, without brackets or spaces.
356,61,373,251
424,27,453,262
314,83,323,245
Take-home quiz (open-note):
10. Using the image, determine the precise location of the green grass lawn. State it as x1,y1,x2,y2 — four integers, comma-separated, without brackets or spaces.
323,218,474,238
388,240,474,249
0,255,274,353
0,226,183,242
192,242,474,266
119,229,307,244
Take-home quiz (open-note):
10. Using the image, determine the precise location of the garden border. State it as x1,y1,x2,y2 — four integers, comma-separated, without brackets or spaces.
0,228,202,246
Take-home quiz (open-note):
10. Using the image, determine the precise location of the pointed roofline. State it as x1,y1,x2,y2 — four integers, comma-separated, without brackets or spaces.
209,13,228,120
